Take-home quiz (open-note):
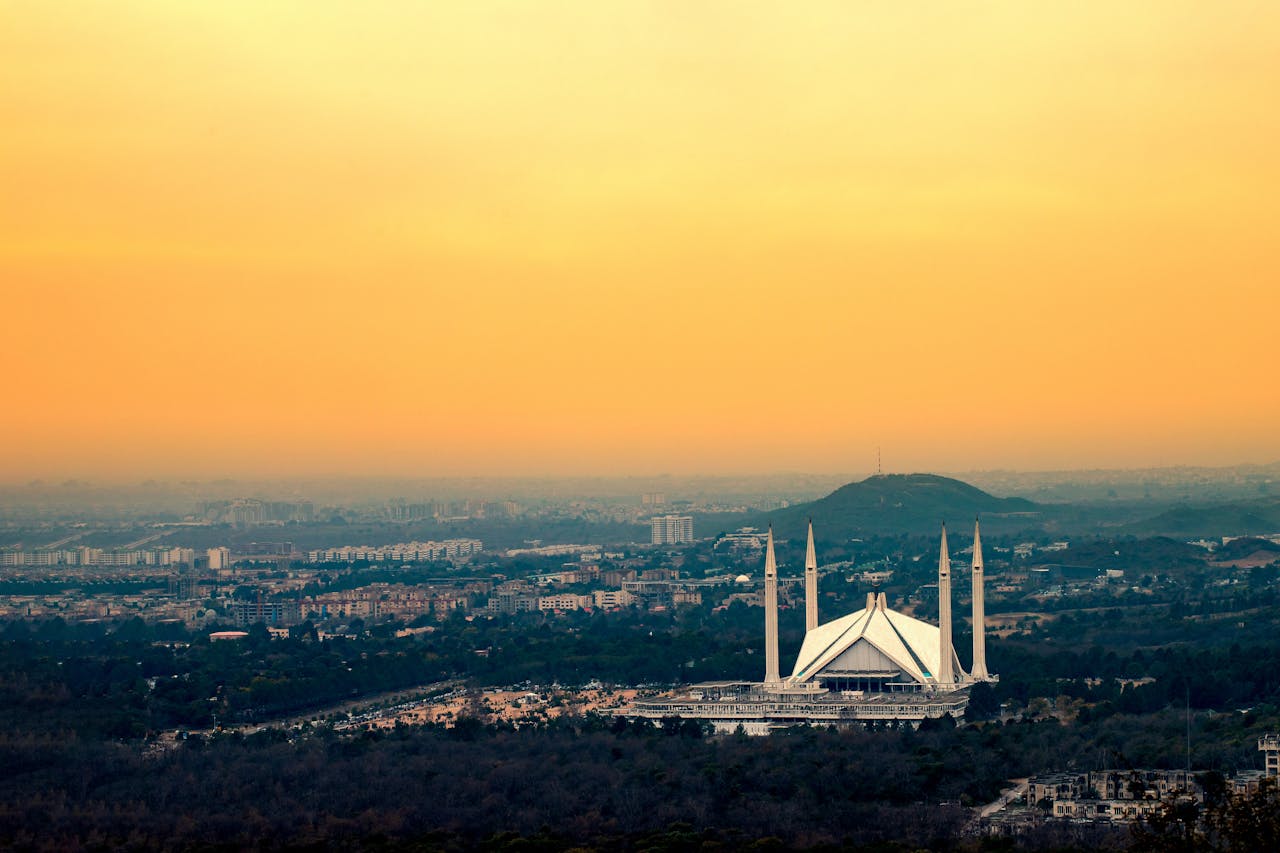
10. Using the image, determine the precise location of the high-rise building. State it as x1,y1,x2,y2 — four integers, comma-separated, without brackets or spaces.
230,599,301,627
168,574,199,600
650,515,693,545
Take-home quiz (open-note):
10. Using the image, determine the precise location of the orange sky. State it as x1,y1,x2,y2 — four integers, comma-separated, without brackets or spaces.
3,2,1278,480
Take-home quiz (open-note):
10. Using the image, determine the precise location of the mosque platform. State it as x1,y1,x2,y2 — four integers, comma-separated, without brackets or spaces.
624,680,970,731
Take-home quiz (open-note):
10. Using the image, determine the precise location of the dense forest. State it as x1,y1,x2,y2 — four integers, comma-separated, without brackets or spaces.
0,713,1173,851
3,708,1279,851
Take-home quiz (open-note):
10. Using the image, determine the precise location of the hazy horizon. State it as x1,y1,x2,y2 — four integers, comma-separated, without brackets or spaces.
2,445,1279,487
4,458,1278,490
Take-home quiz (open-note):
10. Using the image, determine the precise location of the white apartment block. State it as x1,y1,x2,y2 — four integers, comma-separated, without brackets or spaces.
538,593,593,612
1,545,205,568
305,539,483,563
592,589,636,609
650,515,694,545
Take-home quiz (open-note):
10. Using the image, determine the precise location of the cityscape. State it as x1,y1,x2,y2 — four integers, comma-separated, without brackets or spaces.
5,2,1280,851
4,467,1280,849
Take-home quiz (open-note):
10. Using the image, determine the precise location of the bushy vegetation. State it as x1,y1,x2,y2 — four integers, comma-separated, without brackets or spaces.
0,713,1125,851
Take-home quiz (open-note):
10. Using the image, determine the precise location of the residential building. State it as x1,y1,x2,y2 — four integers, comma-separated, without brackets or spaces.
593,589,636,609
650,515,693,545
538,593,592,612
229,599,302,627
1260,734,1280,776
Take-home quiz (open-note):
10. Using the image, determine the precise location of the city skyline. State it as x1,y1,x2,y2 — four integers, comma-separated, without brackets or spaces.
5,2,1279,480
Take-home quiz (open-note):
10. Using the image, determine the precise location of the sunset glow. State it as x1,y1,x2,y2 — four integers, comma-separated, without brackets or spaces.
4,2,1278,479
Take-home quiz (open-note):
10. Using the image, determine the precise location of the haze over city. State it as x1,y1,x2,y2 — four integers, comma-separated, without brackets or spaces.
5,2,1279,481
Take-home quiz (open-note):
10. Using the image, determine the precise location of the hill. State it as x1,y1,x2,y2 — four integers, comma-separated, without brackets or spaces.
736,473,1041,539
1126,497,1280,538
1030,536,1208,577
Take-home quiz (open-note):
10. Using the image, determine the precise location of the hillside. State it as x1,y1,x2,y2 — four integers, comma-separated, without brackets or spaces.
1030,536,1208,577
1214,536,1280,561
1126,497,1280,538
736,473,1041,540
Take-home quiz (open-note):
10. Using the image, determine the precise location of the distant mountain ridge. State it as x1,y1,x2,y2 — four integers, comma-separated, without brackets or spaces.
742,473,1041,539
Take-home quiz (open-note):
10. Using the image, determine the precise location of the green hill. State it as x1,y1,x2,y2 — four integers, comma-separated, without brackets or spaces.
739,473,1041,539
1127,497,1280,537
1215,536,1280,561
1030,536,1207,575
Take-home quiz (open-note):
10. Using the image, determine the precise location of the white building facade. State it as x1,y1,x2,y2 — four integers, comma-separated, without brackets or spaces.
650,515,693,545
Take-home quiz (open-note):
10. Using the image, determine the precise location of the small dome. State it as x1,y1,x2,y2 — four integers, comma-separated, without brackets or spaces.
735,574,751,584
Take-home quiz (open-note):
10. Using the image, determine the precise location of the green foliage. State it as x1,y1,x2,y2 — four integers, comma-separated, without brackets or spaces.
1132,779,1280,853
1128,498,1280,538
0,720,981,849
739,473,1041,538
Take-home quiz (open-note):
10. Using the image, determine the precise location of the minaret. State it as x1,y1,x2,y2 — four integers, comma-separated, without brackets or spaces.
970,518,990,681
936,523,954,686
763,526,781,690
804,519,818,632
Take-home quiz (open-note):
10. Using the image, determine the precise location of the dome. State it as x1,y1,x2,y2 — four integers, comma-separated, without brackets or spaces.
735,574,751,584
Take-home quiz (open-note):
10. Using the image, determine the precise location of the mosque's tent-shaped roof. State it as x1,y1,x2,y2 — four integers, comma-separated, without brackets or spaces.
789,592,965,688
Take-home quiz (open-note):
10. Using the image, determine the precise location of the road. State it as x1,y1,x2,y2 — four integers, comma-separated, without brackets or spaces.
156,678,465,744
238,678,465,734
978,778,1029,819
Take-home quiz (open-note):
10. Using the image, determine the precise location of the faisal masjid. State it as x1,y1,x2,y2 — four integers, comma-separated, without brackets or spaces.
630,520,997,732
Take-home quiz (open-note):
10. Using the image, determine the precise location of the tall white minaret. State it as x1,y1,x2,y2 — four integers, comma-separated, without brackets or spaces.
763,526,781,690
804,519,818,632
970,517,990,681
936,522,954,686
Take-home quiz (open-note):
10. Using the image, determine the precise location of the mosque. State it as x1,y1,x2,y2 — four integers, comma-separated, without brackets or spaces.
628,520,997,731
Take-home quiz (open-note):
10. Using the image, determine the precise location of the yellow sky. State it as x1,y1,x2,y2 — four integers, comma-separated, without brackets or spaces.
3,2,1278,479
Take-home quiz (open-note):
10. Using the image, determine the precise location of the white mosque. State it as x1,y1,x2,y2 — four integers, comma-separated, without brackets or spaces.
629,520,997,730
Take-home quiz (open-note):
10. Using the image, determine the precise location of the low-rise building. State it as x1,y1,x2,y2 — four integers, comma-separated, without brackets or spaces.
487,592,539,614
1052,798,1164,821
538,593,592,612
593,589,635,609
1030,768,1202,824
305,539,483,563
600,568,637,587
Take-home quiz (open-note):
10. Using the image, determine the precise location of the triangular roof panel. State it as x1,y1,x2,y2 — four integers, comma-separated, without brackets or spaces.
789,600,964,687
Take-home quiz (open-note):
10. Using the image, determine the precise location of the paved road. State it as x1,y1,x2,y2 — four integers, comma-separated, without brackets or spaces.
238,678,464,734
157,678,464,743
978,778,1029,819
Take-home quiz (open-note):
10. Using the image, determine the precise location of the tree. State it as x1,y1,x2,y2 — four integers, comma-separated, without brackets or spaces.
1133,779,1280,853
965,681,1000,720
288,620,319,643
1204,778,1280,852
